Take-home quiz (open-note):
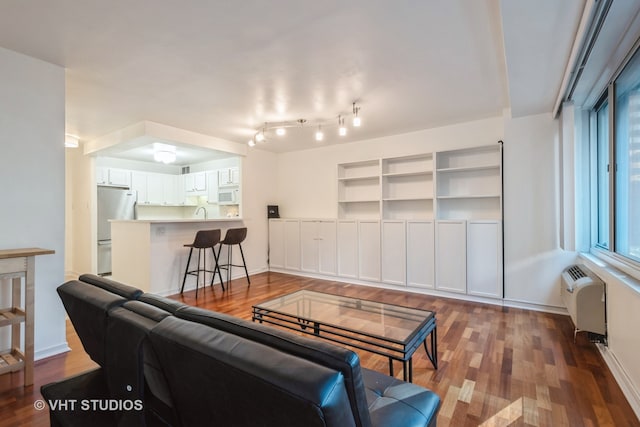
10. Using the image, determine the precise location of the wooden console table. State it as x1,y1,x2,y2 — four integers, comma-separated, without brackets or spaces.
0,248,54,386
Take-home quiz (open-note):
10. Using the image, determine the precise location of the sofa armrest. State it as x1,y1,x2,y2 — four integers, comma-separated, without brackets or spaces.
362,368,440,427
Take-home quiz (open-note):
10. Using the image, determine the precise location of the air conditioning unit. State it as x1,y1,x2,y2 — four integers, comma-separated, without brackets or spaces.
561,264,606,341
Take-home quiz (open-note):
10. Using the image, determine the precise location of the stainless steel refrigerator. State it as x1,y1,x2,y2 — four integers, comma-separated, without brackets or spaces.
97,187,137,275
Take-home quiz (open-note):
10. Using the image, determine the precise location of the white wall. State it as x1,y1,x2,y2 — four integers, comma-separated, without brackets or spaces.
275,114,576,309
0,47,67,358
277,117,504,218
503,113,577,308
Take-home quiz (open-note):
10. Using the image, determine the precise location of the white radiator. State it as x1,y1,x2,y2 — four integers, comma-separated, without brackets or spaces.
561,264,606,340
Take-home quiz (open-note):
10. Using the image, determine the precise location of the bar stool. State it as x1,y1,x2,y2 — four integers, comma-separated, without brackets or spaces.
181,229,225,297
217,227,250,286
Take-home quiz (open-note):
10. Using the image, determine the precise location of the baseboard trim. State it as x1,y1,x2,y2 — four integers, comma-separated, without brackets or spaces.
597,343,640,422
35,342,70,361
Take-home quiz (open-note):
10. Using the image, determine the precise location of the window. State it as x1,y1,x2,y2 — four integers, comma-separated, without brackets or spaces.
596,101,609,249
614,50,640,263
592,45,640,265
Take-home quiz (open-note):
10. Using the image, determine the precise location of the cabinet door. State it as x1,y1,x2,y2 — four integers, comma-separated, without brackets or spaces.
381,220,406,286
146,173,164,204
467,220,502,298
435,220,466,293
162,174,179,204
358,220,380,281
206,171,218,203
300,220,319,272
194,172,207,192
406,221,435,288
108,168,131,187
269,219,285,269
184,174,195,192
130,171,148,203
318,220,337,276
218,169,230,186
284,219,301,271
337,220,358,279
230,167,240,185
96,167,107,185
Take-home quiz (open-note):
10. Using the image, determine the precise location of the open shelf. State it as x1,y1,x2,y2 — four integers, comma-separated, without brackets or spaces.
0,308,25,327
0,348,25,375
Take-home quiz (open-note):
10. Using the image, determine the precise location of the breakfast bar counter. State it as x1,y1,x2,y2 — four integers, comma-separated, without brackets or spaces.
111,218,243,295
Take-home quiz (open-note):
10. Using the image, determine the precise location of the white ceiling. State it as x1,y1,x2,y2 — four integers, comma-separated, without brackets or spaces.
0,0,585,155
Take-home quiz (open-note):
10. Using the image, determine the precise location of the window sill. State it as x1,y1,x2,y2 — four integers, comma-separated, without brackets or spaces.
581,251,640,297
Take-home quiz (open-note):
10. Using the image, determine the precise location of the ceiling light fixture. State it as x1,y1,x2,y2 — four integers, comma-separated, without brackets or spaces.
338,116,347,136
64,134,79,148
153,142,177,164
246,102,362,147
352,102,361,127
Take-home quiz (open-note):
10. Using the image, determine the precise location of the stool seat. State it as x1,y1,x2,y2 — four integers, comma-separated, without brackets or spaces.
217,227,250,286
181,229,224,297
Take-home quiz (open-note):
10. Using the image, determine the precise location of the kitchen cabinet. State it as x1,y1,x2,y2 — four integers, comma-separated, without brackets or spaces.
184,172,207,194
206,171,219,204
337,220,358,279
381,220,406,286
219,167,240,187
132,172,180,205
435,220,467,293
467,220,503,298
300,220,336,275
358,220,380,282
406,220,435,289
96,167,131,188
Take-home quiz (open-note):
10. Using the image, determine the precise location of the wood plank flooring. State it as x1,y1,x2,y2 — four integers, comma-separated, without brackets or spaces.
0,271,637,426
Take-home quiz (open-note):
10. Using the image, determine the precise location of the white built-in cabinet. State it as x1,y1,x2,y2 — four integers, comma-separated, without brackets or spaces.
300,220,337,275
435,220,467,293
381,220,406,285
467,220,502,298
406,220,435,289
358,220,381,282
184,172,207,194
268,219,285,269
270,144,502,301
336,220,358,279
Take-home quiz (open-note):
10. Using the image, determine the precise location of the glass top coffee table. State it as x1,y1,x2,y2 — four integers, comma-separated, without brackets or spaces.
252,290,437,382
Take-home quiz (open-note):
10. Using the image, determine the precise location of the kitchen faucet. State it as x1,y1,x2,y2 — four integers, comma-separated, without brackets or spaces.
195,206,207,219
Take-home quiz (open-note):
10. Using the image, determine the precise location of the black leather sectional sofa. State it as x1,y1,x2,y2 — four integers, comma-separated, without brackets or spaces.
41,274,440,426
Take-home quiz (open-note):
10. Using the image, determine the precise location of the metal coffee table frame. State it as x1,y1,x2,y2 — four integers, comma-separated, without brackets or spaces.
252,290,437,382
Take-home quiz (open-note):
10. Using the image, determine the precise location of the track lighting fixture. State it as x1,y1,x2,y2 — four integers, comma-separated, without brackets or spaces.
338,116,347,136
352,102,361,127
246,102,362,146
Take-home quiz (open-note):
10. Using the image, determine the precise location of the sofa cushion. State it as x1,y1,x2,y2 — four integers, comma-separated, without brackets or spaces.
150,316,357,427
362,368,440,427
79,274,143,299
176,305,372,426
40,368,118,427
106,306,174,426
57,280,127,366
138,293,188,314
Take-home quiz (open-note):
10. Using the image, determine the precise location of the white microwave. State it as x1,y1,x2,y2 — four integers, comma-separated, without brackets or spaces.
218,189,238,204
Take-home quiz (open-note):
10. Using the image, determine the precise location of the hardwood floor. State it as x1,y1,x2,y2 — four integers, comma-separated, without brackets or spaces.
0,272,637,426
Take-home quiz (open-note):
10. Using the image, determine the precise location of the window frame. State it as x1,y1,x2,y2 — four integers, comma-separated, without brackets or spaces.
588,41,640,278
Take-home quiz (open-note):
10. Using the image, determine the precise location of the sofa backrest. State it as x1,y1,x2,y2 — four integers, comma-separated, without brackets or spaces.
57,280,127,366
150,316,357,427
106,301,175,426
176,306,372,427
78,274,143,299
138,292,189,314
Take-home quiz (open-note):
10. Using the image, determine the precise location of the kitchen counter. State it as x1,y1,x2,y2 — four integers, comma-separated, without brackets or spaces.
110,218,244,294
112,218,242,224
